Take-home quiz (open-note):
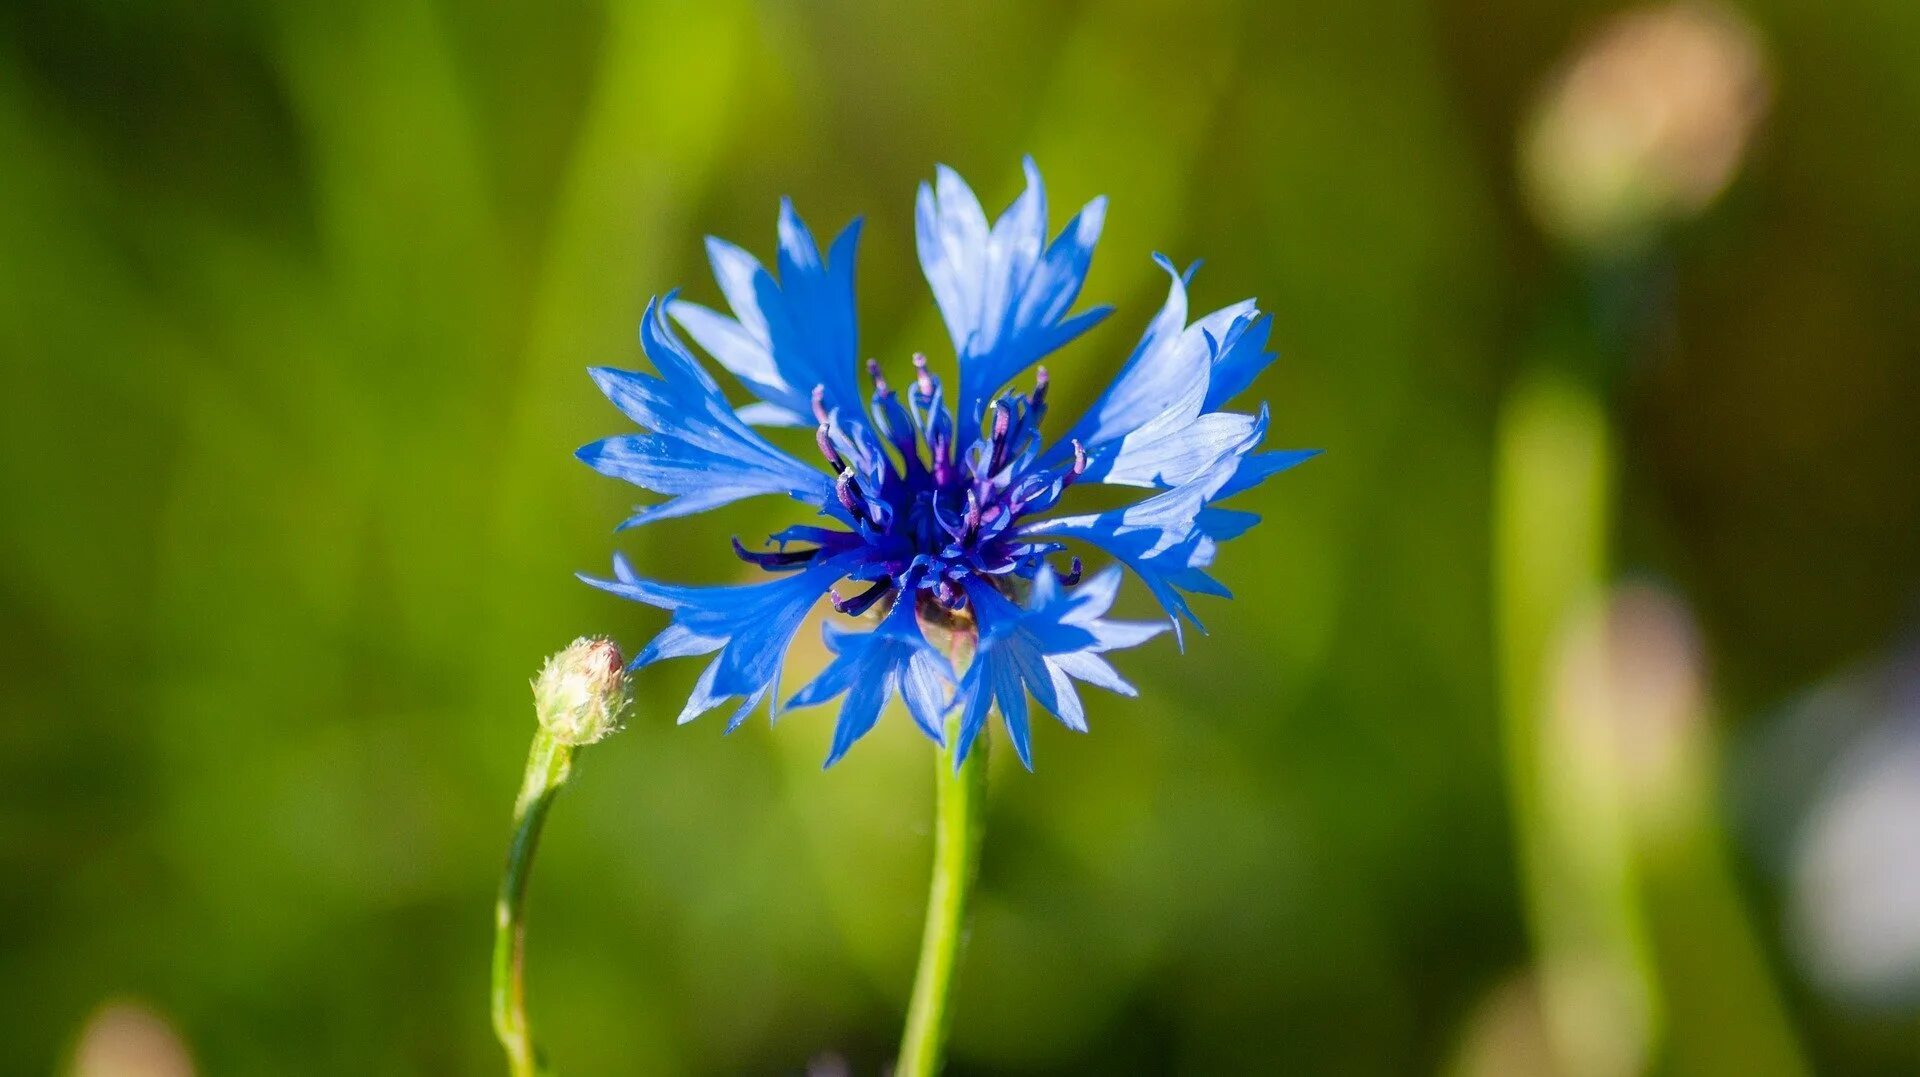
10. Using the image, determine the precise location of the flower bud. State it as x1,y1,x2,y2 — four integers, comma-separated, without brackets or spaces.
1521,2,1770,251
532,637,630,746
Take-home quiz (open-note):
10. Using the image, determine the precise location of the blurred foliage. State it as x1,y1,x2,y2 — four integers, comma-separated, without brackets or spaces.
2,0,1917,1074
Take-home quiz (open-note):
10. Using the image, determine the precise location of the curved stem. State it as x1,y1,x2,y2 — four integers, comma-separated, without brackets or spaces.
492,728,574,1077
896,717,989,1077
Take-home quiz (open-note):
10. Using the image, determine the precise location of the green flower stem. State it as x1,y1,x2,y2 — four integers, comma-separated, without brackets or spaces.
896,713,989,1077
491,727,575,1077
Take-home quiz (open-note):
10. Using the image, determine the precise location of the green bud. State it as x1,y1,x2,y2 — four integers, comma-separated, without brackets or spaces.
532,637,631,746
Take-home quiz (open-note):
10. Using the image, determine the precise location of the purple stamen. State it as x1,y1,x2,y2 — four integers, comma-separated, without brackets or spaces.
867,357,889,395
816,424,847,472
963,489,982,538
912,353,934,398
831,579,891,617
1032,366,1050,409
1068,439,1089,480
931,431,952,486
988,398,1013,473
934,578,966,610
731,536,818,570
1060,556,1083,586
811,384,831,425
836,468,871,522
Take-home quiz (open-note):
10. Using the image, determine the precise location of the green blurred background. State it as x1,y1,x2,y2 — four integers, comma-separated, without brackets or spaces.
4,0,1918,1073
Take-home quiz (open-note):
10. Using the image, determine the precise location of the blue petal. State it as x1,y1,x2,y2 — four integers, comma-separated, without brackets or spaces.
1202,308,1279,412
916,157,1111,428
668,300,792,417
990,653,1033,769
785,598,955,766
1020,416,1272,641
576,434,818,529
1049,650,1136,700
579,552,851,725
580,298,835,524
1217,447,1323,501
949,566,1168,770
952,654,998,770
668,204,871,440
1041,257,1263,489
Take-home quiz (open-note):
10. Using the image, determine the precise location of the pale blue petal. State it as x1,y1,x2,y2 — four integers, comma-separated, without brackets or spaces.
1049,651,1137,698
917,158,1111,427
1217,447,1323,500
1041,257,1264,489
1202,311,1279,411
1021,416,1268,638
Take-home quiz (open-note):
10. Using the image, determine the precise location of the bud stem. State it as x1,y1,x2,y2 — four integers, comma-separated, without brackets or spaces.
491,727,575,1077
896,635,988,1077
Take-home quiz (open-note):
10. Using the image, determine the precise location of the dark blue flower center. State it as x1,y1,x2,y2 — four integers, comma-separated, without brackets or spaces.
731,355,1085,616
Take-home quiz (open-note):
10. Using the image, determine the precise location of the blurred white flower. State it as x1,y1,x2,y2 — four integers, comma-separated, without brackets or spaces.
1790,721,1920,1006
1742,645,1920,1011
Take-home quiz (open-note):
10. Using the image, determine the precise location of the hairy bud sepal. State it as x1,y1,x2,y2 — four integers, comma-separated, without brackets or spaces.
532,637,631,747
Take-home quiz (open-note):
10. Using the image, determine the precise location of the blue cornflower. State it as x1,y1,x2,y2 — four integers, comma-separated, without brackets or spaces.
579,159,1318,768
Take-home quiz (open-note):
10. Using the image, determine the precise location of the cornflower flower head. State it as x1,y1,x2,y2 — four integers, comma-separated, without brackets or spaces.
579,159,1318,768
